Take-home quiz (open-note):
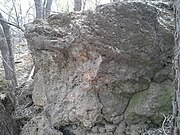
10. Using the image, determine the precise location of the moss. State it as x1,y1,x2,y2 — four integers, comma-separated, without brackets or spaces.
119,92,132,98
152,67,170,83
125,89,148,115
131,78,150,92
155,82,173,111
153,74,169,83
111,78,150,95
125,112,151,125
150,81,173,125
125,80,173,126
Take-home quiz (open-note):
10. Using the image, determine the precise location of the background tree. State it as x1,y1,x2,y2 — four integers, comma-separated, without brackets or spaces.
74,0,82,11
173,0,180,134
34,0,53,19
0,13,17,89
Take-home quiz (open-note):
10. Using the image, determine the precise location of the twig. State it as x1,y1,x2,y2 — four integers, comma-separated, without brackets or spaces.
0,18,24,32
11,0,20,27
1,56,14,72
0,8,17,22
27,66,35,81
161,113,168,135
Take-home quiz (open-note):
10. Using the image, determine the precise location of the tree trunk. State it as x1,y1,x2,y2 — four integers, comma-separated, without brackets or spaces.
34,0,43,19
45,0,53,18
34,0,53,19
74,0,82,11
82,0,87,10
0,13,17,88
0,100,15,135
173,0,180,134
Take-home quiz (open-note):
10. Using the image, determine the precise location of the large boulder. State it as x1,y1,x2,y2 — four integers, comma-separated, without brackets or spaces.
23,1,174,135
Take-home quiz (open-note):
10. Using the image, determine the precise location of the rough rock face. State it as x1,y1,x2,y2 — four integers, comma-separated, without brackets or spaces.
23,2,174,135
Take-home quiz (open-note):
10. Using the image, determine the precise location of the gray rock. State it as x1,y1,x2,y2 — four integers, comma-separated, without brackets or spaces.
112,116,124,125
105,124,116,132
20,115,63,135
92,126,99,133
99,127,106,133
23,1,174,135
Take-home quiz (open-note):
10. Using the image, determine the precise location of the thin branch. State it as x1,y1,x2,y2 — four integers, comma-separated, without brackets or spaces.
11,0,20,27
161,113,168,135
0,56,13,72
82,0,87,10
0,8,17,22
27,66,35,81
25,5,33,16
8,7,15,22
0,18,24,32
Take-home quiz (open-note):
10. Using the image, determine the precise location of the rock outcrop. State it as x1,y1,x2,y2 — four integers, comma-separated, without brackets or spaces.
23,1,174,135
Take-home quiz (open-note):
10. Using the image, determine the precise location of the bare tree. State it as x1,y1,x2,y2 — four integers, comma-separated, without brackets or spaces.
82,0,87,10
95,0,101,6
34,0,53,19
34,0,43,19
0,13,17,88
74,0,82,11
45,0,53,18
172,0,180,134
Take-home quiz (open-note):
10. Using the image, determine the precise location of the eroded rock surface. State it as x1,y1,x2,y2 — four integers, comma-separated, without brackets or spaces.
23,2,174,135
